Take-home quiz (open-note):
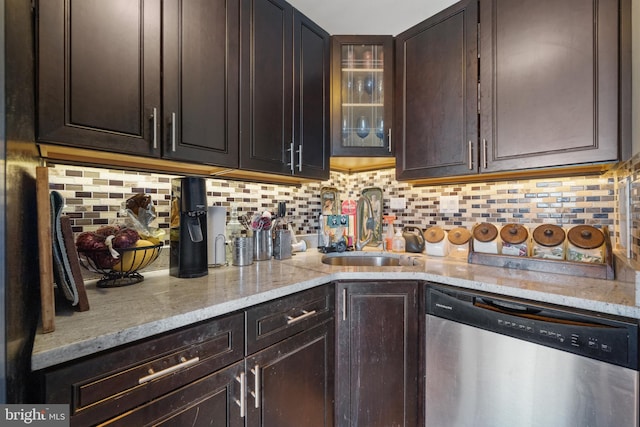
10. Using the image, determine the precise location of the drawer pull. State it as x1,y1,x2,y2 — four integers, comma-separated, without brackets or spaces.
235,372,246,418
251,364,260,408
138,356,200,384
151,107,158,149
286,310,316,324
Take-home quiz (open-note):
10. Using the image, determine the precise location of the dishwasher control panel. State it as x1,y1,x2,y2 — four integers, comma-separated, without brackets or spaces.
427,285,639,370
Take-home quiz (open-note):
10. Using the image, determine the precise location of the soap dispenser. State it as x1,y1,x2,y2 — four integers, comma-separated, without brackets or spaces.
383,215,396,251
392,229,406,253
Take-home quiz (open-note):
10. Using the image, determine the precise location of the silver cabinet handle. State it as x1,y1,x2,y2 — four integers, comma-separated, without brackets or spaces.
287,142,294,173
235,371,246,418
152,107,158,149
138,356,199,384
482,138,488,169
171,112,177,152
388,128,392,153
342,288,347,321
286,309,316,324
296,145,303,172
250,364,260,408
468,140,473,170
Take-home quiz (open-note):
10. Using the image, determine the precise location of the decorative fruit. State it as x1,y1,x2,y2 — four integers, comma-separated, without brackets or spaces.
112,240,159,272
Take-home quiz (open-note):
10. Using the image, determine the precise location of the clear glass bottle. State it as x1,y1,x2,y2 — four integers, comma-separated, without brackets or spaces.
227,207,243,239
392,230,406,253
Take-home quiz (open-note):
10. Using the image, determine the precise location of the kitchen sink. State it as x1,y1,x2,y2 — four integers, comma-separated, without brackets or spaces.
321,253,402,267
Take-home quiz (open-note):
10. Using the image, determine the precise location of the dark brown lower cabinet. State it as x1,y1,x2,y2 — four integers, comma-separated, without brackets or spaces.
100,361,245,427
247,320,334,427
35,286,334,427
335,281,419,427
101,320,334,427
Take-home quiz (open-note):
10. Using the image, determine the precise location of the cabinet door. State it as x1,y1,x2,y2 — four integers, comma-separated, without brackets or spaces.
246,321,334,427
99,362,245,427
480,0,620,172
162,0,239,167
37,0,161,157
293,10,330,179
394,0,478,180
239,0,293,175
335,281,419,427
331,36,394,157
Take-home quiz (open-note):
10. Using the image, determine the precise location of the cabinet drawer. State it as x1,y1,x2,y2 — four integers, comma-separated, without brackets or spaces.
246,285,334,354
41,312,244,426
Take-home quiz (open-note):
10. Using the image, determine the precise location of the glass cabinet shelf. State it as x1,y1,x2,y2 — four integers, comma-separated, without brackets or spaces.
331,36,393,157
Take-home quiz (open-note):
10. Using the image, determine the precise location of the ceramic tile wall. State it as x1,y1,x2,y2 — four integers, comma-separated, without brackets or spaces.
47,158,637,259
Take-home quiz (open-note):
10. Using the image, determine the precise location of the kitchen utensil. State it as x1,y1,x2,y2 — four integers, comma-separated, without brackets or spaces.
60,216,90,311
364,75,375,95
472,222,500,254
170,177,208,278
356,116,370,139
375,117,384,141
424,226,449,256
567,225,605,263
273,229,292,260
447,227,471,258
499,223,529,257
78,243,163,287
531,224,566,260
36,166,55,332
403,226,425,253
232,236,253,266
50,191,79,305
253,229,273,261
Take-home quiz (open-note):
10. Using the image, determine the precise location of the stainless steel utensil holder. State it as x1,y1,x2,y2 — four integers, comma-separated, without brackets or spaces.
253,230,273,261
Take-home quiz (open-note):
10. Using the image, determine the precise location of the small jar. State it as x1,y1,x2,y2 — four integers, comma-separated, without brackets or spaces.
447,227,471,258
566,225,605,263
531,224,566,260
472,223,500,254
500,223,529,257
392,230,406,253
425,226,449,257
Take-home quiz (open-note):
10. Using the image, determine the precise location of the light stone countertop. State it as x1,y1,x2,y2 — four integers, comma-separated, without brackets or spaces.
31,249,640,371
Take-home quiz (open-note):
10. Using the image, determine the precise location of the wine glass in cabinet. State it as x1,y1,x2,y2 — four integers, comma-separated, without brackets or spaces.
331,35,393,157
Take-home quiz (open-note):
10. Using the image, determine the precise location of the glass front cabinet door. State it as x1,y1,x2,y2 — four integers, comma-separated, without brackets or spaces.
331,36,394,157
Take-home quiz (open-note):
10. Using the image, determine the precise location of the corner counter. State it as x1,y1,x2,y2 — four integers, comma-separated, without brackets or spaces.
32,250,640,371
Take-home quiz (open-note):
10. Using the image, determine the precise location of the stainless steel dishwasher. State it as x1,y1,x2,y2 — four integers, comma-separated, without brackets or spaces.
425,285,639,427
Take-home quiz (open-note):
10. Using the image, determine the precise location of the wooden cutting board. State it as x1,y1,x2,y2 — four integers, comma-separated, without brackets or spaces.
36,166,55,333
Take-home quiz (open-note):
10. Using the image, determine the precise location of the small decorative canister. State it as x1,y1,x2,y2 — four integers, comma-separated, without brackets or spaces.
500,223,529,257
424,226,449,257
531,224,566,260
567,225,605,263
447,227,471,258
472,223,500,254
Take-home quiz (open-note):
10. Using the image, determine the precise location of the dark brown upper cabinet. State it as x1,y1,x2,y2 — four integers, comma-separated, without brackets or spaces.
240,0,330,180
330,35,394,157
395,0,629,181
394,0,478,179
479,0,623,173
161,0,239,167
37,0,239,168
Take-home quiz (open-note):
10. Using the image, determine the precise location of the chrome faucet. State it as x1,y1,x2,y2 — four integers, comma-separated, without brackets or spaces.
355,195,375,251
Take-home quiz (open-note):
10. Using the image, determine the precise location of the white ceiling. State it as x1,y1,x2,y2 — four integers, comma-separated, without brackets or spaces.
288,0,459,36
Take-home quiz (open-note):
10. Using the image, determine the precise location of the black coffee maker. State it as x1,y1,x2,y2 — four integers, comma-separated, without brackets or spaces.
170,177,208,278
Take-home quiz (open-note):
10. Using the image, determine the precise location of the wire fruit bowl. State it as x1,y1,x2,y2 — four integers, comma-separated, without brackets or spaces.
78,243,163,288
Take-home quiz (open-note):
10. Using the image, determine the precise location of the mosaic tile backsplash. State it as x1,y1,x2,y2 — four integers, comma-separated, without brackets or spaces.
47,154,640,261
